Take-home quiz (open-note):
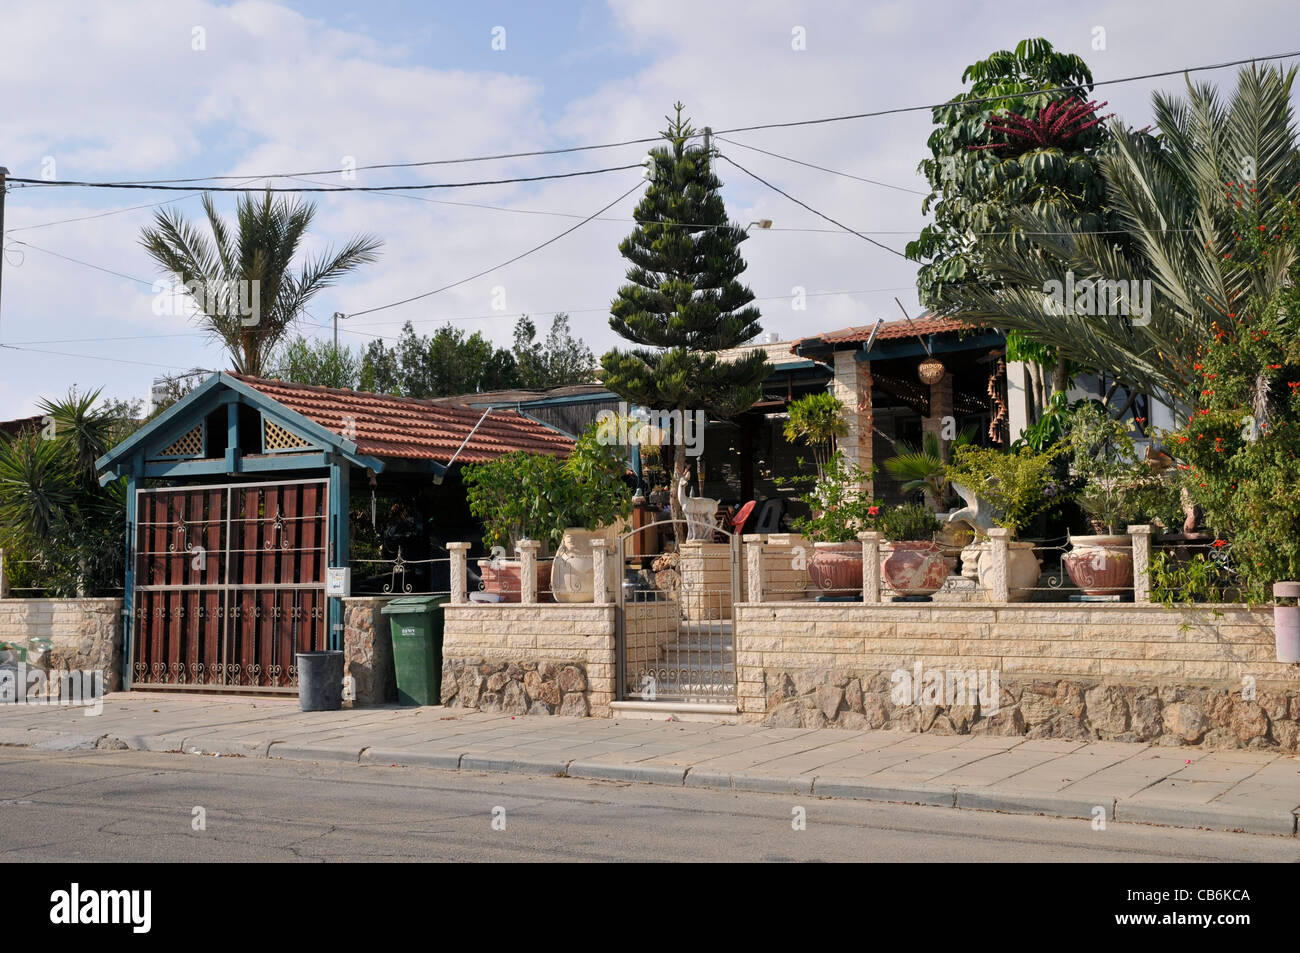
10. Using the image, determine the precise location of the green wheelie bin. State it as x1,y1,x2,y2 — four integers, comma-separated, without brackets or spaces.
381,595,448,706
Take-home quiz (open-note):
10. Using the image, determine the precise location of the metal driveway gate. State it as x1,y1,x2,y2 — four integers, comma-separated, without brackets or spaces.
615,519,740,705
130,478,329,692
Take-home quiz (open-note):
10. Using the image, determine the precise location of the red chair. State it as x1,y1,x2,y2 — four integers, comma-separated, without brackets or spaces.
731,500,757,536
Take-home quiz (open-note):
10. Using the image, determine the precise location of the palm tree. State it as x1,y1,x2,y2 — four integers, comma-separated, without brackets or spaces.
883,428,976,509
141,190,382,377
952,64,1300,418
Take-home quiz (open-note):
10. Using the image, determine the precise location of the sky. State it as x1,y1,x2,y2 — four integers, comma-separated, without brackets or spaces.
1,0,1298,417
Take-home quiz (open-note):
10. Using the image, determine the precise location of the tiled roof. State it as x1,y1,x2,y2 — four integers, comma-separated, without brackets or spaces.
231,374,574,464
792,315,972,349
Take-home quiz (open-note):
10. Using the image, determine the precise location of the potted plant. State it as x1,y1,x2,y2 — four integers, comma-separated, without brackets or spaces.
550,425,634,603
789,450,877,595
883,427,976,558
1060,405,1141,595
945,444,1064,601
463,451,569,601
877,503,951,598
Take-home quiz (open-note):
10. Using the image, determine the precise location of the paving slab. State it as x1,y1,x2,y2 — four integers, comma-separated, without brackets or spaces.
2,693,1296,837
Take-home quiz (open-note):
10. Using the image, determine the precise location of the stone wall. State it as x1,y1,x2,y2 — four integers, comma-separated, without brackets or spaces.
736,601,1300,750
0,598,123,692
441,657,592,716
442,604,615,716
342,597,398,706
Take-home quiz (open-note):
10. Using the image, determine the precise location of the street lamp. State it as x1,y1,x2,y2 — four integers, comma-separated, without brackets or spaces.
745,219,773,233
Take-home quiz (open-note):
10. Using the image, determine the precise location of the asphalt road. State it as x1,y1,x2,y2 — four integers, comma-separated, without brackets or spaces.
0,748,1295,862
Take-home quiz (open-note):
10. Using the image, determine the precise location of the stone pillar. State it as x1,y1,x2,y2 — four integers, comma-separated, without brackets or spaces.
517,539,539,604
858,531,882,603
921,373,954,452
591,539,609,604
831,350,874,496
1005,361,1032,445
744,534,765,603
987,527,1011,602
447,542,470,604
1129,524,1152,604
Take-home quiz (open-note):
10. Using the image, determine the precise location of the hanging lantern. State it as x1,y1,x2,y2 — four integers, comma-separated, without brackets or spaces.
918,356,946,385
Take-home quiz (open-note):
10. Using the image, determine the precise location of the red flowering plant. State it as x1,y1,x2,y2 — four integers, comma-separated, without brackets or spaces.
1165,192,1300,600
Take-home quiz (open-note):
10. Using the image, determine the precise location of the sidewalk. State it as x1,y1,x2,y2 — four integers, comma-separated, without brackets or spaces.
2,693,1298,836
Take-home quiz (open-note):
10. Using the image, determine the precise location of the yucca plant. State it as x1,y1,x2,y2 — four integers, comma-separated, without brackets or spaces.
141,190,382,377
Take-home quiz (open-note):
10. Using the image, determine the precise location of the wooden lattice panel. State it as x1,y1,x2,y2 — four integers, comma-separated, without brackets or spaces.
158,425,204,458
263,418,311,451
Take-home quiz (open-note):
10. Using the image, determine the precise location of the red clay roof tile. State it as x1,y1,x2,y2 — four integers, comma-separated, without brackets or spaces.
231,374,574,464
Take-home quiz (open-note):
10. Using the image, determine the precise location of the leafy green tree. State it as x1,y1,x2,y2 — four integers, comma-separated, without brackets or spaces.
782,392,847,481
907,39,1114,412
513,313,596,389
140,190,382,376
270,335,362,389
960,64,1300,412
600,103,772,536
359,321,518,397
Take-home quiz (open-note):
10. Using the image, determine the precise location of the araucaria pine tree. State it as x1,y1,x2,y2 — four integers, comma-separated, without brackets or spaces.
601,103,772,539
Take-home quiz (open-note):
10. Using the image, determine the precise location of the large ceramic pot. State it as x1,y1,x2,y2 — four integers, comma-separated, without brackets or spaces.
551,527,619,603
978,541,1042,602
808,541,863,596
477,558,553,603
1062,534,1133,596
881,541,953,598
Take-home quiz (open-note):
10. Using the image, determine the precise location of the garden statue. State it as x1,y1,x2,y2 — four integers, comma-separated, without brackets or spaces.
678,473,720,541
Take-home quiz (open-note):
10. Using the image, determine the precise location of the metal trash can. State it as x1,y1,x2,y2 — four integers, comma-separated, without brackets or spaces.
296,650,345,711
381,595,448,706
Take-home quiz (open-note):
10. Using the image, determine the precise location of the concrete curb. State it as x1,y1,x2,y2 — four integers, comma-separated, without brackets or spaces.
1115,800,1297,837
13,726,1295,838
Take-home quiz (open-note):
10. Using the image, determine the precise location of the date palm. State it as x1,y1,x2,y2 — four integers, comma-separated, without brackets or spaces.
140,190,382,377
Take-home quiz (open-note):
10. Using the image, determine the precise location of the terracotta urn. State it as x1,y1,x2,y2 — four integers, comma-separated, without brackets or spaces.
808,541,863,596
477,558,553,603
881,541,954,597
1062,534,1133,596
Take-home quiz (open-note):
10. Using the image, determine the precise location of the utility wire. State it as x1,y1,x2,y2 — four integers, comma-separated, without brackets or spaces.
717,154,909,258
715,137,927,195
6,163,644,192
0,341,206,371
344,179,644,319
3,177,266,234
7,48,1296,189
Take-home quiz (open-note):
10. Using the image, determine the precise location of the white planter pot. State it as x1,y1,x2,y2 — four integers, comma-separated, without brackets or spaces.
551,526,619,603
978,540,1042,602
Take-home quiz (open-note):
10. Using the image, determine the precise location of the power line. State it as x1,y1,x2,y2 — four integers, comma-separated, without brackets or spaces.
7,48,1295,191
2,177,267,234
344,179,644,319
6,163,644,193
714,137,927,195
710,48,1300,136
6,238,156,286
0,341,205,371
717,154,909,258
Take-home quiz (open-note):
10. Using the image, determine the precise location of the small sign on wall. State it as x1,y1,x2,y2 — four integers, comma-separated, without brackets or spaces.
326,567,351,598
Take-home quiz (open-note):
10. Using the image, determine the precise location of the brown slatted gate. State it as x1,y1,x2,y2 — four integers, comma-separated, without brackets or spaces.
131,479,328,693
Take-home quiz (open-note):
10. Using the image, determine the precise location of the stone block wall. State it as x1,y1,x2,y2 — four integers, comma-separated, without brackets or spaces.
442,604,615,716
0,598,123,691
342,597,398,706
735,601,1300,750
